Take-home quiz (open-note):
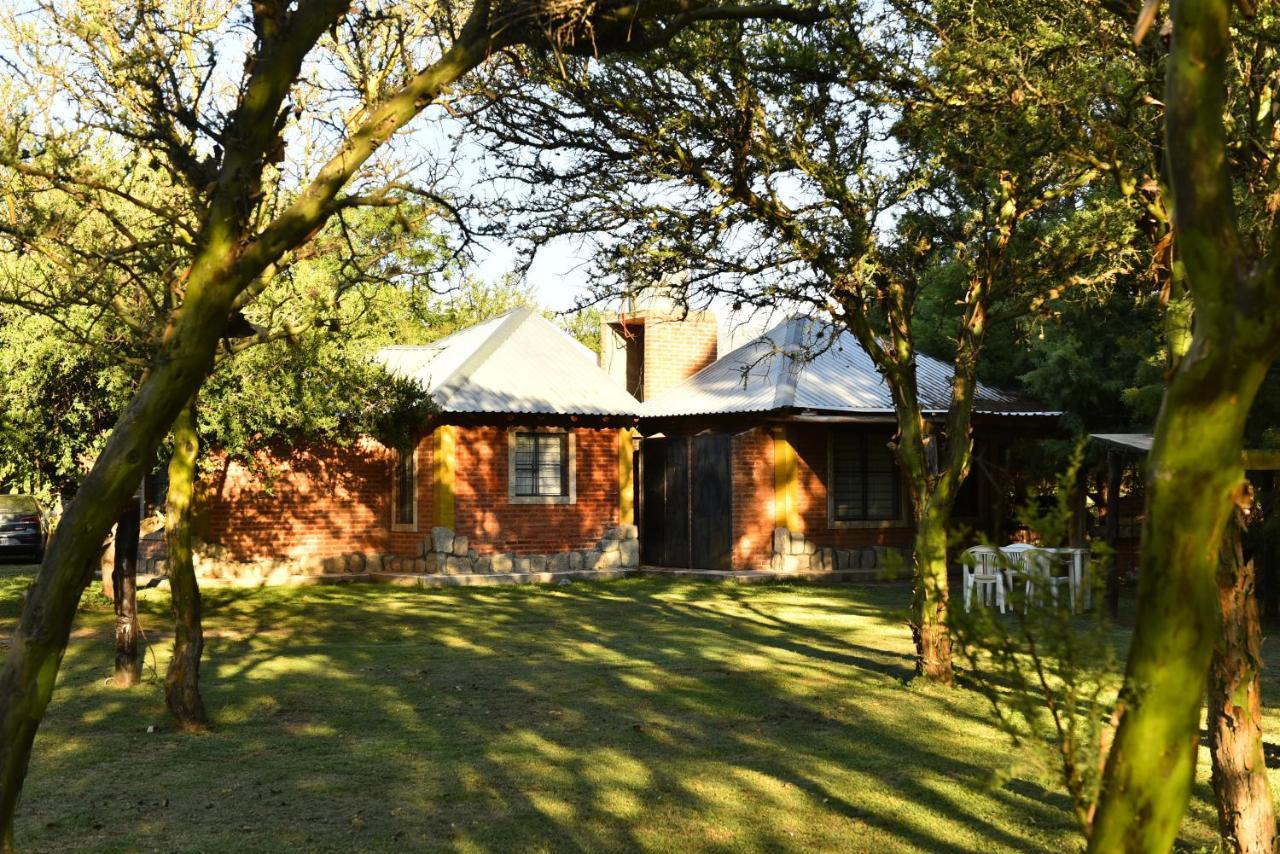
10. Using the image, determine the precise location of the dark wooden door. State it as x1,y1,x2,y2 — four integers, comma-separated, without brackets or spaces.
640,434,732,570
691,434,733,571
640,439,665,565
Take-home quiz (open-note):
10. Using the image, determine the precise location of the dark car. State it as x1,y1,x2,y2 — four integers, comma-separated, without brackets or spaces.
0,495,48,562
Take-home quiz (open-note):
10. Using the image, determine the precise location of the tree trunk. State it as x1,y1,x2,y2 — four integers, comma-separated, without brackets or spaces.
1208,504,1276,854
1088,0,1280,848
1087,311,1277,851
164,399,206,731
912,499,954,684
1089,354,1268,851
111,494,142,688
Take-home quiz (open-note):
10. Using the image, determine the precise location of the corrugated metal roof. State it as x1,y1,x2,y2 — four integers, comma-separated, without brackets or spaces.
1090,433,1154,453
642,316,1059,418
378,308,639,417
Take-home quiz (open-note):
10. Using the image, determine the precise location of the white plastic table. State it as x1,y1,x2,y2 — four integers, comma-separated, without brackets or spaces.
998,545,1090,612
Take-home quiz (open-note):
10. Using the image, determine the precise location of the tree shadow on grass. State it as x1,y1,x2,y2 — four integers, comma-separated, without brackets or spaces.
11,577,1175,852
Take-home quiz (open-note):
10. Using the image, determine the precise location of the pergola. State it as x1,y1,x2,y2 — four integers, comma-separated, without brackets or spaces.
1089,432,1280,617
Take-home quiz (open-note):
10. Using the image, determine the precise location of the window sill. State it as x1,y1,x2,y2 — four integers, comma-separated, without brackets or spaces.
391,522,418,532
828,518,907,530
509,495,575,505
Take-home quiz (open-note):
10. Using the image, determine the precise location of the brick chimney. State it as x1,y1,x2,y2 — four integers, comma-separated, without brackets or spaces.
600,309,719,401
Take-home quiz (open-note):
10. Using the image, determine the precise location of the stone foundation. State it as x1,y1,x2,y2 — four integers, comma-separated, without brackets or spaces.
138,525,643,587
141,542,378,587
768,528,908,577
381,525,641,576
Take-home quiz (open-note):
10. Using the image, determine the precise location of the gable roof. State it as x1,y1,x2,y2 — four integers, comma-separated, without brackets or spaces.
641,316,1058,419
378,308,639,417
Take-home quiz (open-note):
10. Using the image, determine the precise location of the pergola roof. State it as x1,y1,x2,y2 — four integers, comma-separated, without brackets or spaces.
1089,433,1154,454
1090,432,1280,470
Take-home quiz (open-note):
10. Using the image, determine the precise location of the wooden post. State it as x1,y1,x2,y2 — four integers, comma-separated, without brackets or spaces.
618,427,635,526
771,426,800,532
112,489,142,687
432,425,455,530
1104,450,1122,619
1261,471,1278,622
1069,461,1088,548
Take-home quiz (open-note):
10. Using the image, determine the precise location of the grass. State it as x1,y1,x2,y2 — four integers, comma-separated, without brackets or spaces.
0,566,1275,852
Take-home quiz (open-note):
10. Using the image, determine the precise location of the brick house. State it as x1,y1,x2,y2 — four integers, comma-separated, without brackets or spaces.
629,315,1059,573
190,308,641,581
181,305,1056,582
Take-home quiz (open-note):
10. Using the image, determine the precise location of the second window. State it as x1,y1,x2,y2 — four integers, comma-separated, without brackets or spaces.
513,431,569,498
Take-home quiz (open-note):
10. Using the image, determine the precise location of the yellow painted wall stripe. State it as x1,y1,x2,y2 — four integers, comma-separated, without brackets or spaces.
433,424,455,530
618,428,635,526
773,426,801,531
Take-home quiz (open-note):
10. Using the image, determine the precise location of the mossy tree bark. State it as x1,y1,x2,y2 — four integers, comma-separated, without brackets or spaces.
1208,504,1275,854
164,398,205,731
1088,0,1280,848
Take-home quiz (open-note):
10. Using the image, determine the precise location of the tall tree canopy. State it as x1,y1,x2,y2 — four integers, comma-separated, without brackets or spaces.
463,0,1150,680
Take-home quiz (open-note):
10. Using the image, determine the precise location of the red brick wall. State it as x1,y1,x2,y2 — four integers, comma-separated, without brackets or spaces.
453,425,620,554
198,438,393,561
642,314,718,400
198,424,620,561
387,431,435,555
687,424,917,571
732,428,775,570
787,424,914,552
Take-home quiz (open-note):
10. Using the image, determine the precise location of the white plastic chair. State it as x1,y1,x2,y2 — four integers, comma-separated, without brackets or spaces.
1018,547,1073,610
962,546,1006,613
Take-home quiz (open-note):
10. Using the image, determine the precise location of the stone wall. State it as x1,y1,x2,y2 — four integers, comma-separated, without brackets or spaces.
769,527,909,577
140,543,379,587
381,524,640,575
137,524,643,587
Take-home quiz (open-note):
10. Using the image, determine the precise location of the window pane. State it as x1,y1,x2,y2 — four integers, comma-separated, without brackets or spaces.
538,435,562,465
865,439,897,519
395,446,414,524
537,465,562,495
831,432,898,521
515,434,535,468
513,432,568,497
831,433,864,520
535,434,565,495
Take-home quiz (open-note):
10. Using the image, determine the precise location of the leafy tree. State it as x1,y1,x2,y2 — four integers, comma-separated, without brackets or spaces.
0,310,135,503
951,449,1121,837
465,2,1147,682
0,0,823,833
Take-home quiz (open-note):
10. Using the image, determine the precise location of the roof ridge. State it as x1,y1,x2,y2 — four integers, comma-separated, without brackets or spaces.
526,310,600,365
771,316,807,410
431,307,535,409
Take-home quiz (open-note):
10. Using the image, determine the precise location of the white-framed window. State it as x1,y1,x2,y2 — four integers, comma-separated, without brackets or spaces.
392,442,418,531
828,430,903,526
508,428,576,505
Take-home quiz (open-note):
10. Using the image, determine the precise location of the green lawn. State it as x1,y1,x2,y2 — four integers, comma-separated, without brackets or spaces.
0,567,1273,852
